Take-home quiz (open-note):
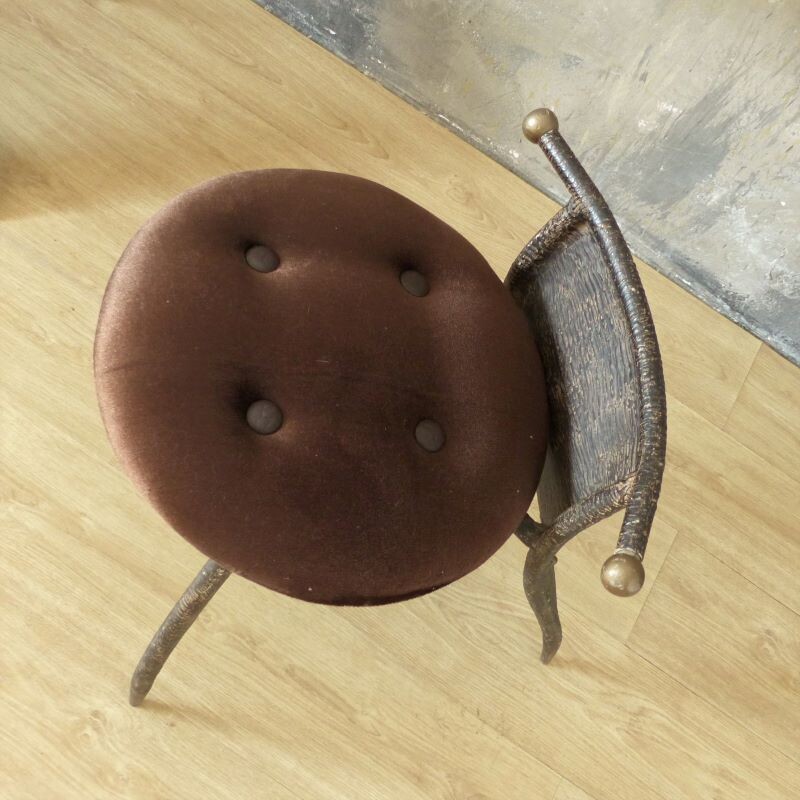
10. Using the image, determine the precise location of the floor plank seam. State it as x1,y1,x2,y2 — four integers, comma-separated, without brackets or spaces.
623,529,680,645
627,641,800,769
717,430,800,488
719,342,763,430
550,777,564,799
627,596,800,769
684,535,800,620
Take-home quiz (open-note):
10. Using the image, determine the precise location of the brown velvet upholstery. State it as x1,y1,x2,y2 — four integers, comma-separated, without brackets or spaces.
94,170,548,605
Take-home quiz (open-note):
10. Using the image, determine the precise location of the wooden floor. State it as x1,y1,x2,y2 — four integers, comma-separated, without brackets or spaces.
2,2,798,798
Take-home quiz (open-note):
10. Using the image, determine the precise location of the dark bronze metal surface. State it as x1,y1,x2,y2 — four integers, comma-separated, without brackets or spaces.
129,560,230,706
507,108,667,662
507,196,585,288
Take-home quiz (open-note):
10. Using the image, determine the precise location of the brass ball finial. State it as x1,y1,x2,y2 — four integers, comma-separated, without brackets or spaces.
522,108,559,143
601,552,645,597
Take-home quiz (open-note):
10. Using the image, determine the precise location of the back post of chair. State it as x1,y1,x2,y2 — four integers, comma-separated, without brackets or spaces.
507,109,667,599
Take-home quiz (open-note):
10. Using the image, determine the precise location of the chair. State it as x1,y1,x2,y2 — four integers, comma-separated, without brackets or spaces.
94,109,666,706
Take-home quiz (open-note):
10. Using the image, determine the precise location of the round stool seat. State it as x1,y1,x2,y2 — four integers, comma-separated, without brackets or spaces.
94,170,548,605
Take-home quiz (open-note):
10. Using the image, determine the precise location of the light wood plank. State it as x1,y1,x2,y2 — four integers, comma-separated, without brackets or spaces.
658,398,800,613
724,343,800,480
555,780,598,800
637,264,761,427
629,534,800,763
342,538,800,800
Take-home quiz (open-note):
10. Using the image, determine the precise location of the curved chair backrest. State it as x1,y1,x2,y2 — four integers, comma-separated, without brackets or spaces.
506,110,667,593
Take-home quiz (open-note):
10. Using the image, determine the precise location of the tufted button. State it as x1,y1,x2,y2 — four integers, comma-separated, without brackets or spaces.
415,419,445,452
245,244,280,273
246,399,283,434
400,269,429,297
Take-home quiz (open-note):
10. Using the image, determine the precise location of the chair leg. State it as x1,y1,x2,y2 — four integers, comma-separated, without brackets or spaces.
518,484,630,663
522,547,562,664
129,560,230,706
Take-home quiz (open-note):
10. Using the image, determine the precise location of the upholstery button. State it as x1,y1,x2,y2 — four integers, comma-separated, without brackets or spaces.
245,245,280,272
246,400,283,434
400,269,428,297
415,419,445,452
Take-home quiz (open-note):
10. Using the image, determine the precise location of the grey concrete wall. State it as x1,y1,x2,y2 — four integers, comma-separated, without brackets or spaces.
257,0,800,363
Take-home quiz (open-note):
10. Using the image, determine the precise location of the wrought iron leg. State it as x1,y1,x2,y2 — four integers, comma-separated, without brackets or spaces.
516,485,626,664
523,548,562,664
130,560,230,706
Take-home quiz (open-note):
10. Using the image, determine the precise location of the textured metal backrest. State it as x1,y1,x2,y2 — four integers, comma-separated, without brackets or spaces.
509,111,665,594
520,223,640,525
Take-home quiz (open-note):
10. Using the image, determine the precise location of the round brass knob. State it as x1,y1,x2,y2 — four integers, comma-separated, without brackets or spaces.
601,552,645,596
522,108,559,143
